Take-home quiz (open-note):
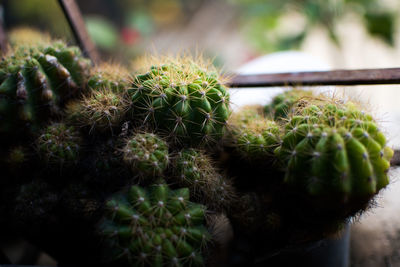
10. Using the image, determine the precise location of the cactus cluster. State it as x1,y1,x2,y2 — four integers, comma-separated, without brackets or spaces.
99,183,210,266
1,28,394,267
129,56,231,145
0,38,91,138
122,133,170,177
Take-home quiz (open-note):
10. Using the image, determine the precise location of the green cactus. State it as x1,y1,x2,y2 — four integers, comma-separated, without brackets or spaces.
130,56,231,145
65,87,129,134
36,123,82,166
277,101,393,197
88,64,131,93
231,117,281,159
122,133,170,177
264,89,314,119
0,40,91,138
174,148,236,211
98,182,211,266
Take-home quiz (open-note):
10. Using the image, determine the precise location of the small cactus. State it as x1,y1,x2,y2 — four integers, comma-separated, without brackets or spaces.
66,87,129,134
98,182,211,266
129,55,231,145
88,63,131,93
36,123,82,166
264,89,313,119
0,35,91,138
277,100,393,198
174,149,236,211
122,132,170,177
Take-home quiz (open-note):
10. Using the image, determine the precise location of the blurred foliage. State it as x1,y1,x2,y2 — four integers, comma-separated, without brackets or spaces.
229,0,397,52
2,0,73,41
1,0,398,59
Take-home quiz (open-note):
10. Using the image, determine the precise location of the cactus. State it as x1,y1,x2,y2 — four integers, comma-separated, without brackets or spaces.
277,100,393,198
88,63,131,93
36,123,82,166
129,55,231,145
264,89,313,119
0,37,91,138
65,87,129,134
230,116,281,159
122,132,170,177
174,149,236,210
98,182,211,266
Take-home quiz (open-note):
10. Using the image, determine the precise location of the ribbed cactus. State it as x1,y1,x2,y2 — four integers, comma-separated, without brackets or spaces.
174,149,235,210
130,56,231,145
122,133,170,177
36,123,82,166
98,182,211,266
264,89,313,119
66,87,129,134
88,64,131,92
0,38,90,138
231,117,281,159
277,100,393,197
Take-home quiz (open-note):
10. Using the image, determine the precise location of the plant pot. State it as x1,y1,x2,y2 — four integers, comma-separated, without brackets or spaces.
254,223,350,267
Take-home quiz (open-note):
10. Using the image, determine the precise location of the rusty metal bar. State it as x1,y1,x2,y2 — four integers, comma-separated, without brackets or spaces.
58,0,100,64
228,68,400,88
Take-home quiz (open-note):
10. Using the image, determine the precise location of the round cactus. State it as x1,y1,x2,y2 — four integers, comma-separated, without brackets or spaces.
264,89,314,120
98,182,211,266
122,133,169,177
277,100,393,198
0,38,91,138
88,63,131,93
129,56,231,145
36,123,82,166
231,117,281,159
174,148,236,210
66,87,129,134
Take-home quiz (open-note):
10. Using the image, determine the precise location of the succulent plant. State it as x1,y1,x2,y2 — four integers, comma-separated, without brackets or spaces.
129,56,231,145
264,89,313,119
88,63,131,93
0,37,91,139
98,182,211,266
66,87,129,134
122,132,170,177
36,122,82,166
276,100,393,198
174,149,236,211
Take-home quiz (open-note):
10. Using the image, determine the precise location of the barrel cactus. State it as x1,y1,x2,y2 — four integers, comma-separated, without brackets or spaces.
0,37,91,138
174,148,236,210
122,132,170,177
276,99,393,198
130,56,231,145
98,182,211,266
88,63,131,93
264,89,313,119
36,123,82,166
66,87,129,134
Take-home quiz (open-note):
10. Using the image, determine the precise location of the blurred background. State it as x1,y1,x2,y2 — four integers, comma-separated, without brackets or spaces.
1,0,400,266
